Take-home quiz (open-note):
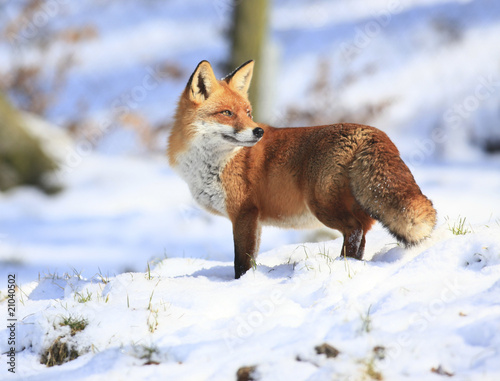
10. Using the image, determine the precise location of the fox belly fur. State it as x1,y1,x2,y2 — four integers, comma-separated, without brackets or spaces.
168,60,437,279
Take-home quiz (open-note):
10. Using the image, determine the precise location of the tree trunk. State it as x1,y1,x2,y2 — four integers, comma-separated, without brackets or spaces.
230,0,269,121
0,94,59,193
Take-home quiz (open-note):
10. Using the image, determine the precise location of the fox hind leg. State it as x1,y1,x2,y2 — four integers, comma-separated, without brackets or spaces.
346,203,375,259
312,195,374,260
313,209,365,259
343,228,364,259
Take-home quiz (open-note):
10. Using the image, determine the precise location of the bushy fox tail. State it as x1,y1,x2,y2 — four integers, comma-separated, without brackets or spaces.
349,132,437,246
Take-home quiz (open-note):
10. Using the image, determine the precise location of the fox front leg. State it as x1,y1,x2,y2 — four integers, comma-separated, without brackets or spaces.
232,208,262,279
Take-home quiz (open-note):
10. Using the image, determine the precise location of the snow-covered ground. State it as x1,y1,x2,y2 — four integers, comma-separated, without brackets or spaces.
1,0,500,379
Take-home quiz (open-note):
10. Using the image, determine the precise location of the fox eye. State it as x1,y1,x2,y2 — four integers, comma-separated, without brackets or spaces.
220,110,233,117
247,110,253,119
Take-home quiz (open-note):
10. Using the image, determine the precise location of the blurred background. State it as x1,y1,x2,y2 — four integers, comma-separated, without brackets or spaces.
1,0,499,284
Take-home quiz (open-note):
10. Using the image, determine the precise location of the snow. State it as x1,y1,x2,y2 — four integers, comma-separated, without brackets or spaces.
1,220,500,379
1,0,500,379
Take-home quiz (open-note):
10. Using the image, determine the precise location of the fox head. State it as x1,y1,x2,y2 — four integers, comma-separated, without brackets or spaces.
169,60,264,166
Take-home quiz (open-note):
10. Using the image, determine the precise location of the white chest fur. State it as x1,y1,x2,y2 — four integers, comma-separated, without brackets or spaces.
175,134,238,216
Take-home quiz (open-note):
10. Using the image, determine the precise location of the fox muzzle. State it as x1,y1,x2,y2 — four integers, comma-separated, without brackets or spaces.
253,127,264,138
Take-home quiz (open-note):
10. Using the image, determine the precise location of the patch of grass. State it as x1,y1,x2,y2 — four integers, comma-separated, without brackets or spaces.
101,293,110,303
446,216,472,235
41,336,79,367
146,281,163,333
148,289,156,311
17,284,29,306
75,290,92,303
39,270,62,281
359,305,373,334
317,247,334,263
147,289,159,333
317,245,334,274
356,346,385,380
146,263,153,280
148,309,159,333
301,244,310,260
60,315,88,336
484,215,500,229
365,357,383,380
343,247,353,278
69,267,84,279
95,267,110,284
139,344,161,365
296,244,314,271
147,251,170,270
248,254,258,272
41,315,88,367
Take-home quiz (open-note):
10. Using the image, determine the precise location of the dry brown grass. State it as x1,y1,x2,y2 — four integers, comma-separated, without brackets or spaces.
40,337,79,367
40,315,88,367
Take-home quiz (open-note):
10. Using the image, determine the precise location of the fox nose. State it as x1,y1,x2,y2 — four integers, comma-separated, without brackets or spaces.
253,127,264,138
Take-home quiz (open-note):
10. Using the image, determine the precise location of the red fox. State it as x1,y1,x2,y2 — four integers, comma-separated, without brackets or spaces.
168,60,437,279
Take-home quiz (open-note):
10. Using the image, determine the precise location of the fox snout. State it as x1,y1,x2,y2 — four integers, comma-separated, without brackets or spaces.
222,126,264,147
253,127,264,138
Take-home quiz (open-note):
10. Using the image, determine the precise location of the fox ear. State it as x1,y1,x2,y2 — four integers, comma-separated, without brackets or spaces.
187,61,219,103
224,60,254,97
